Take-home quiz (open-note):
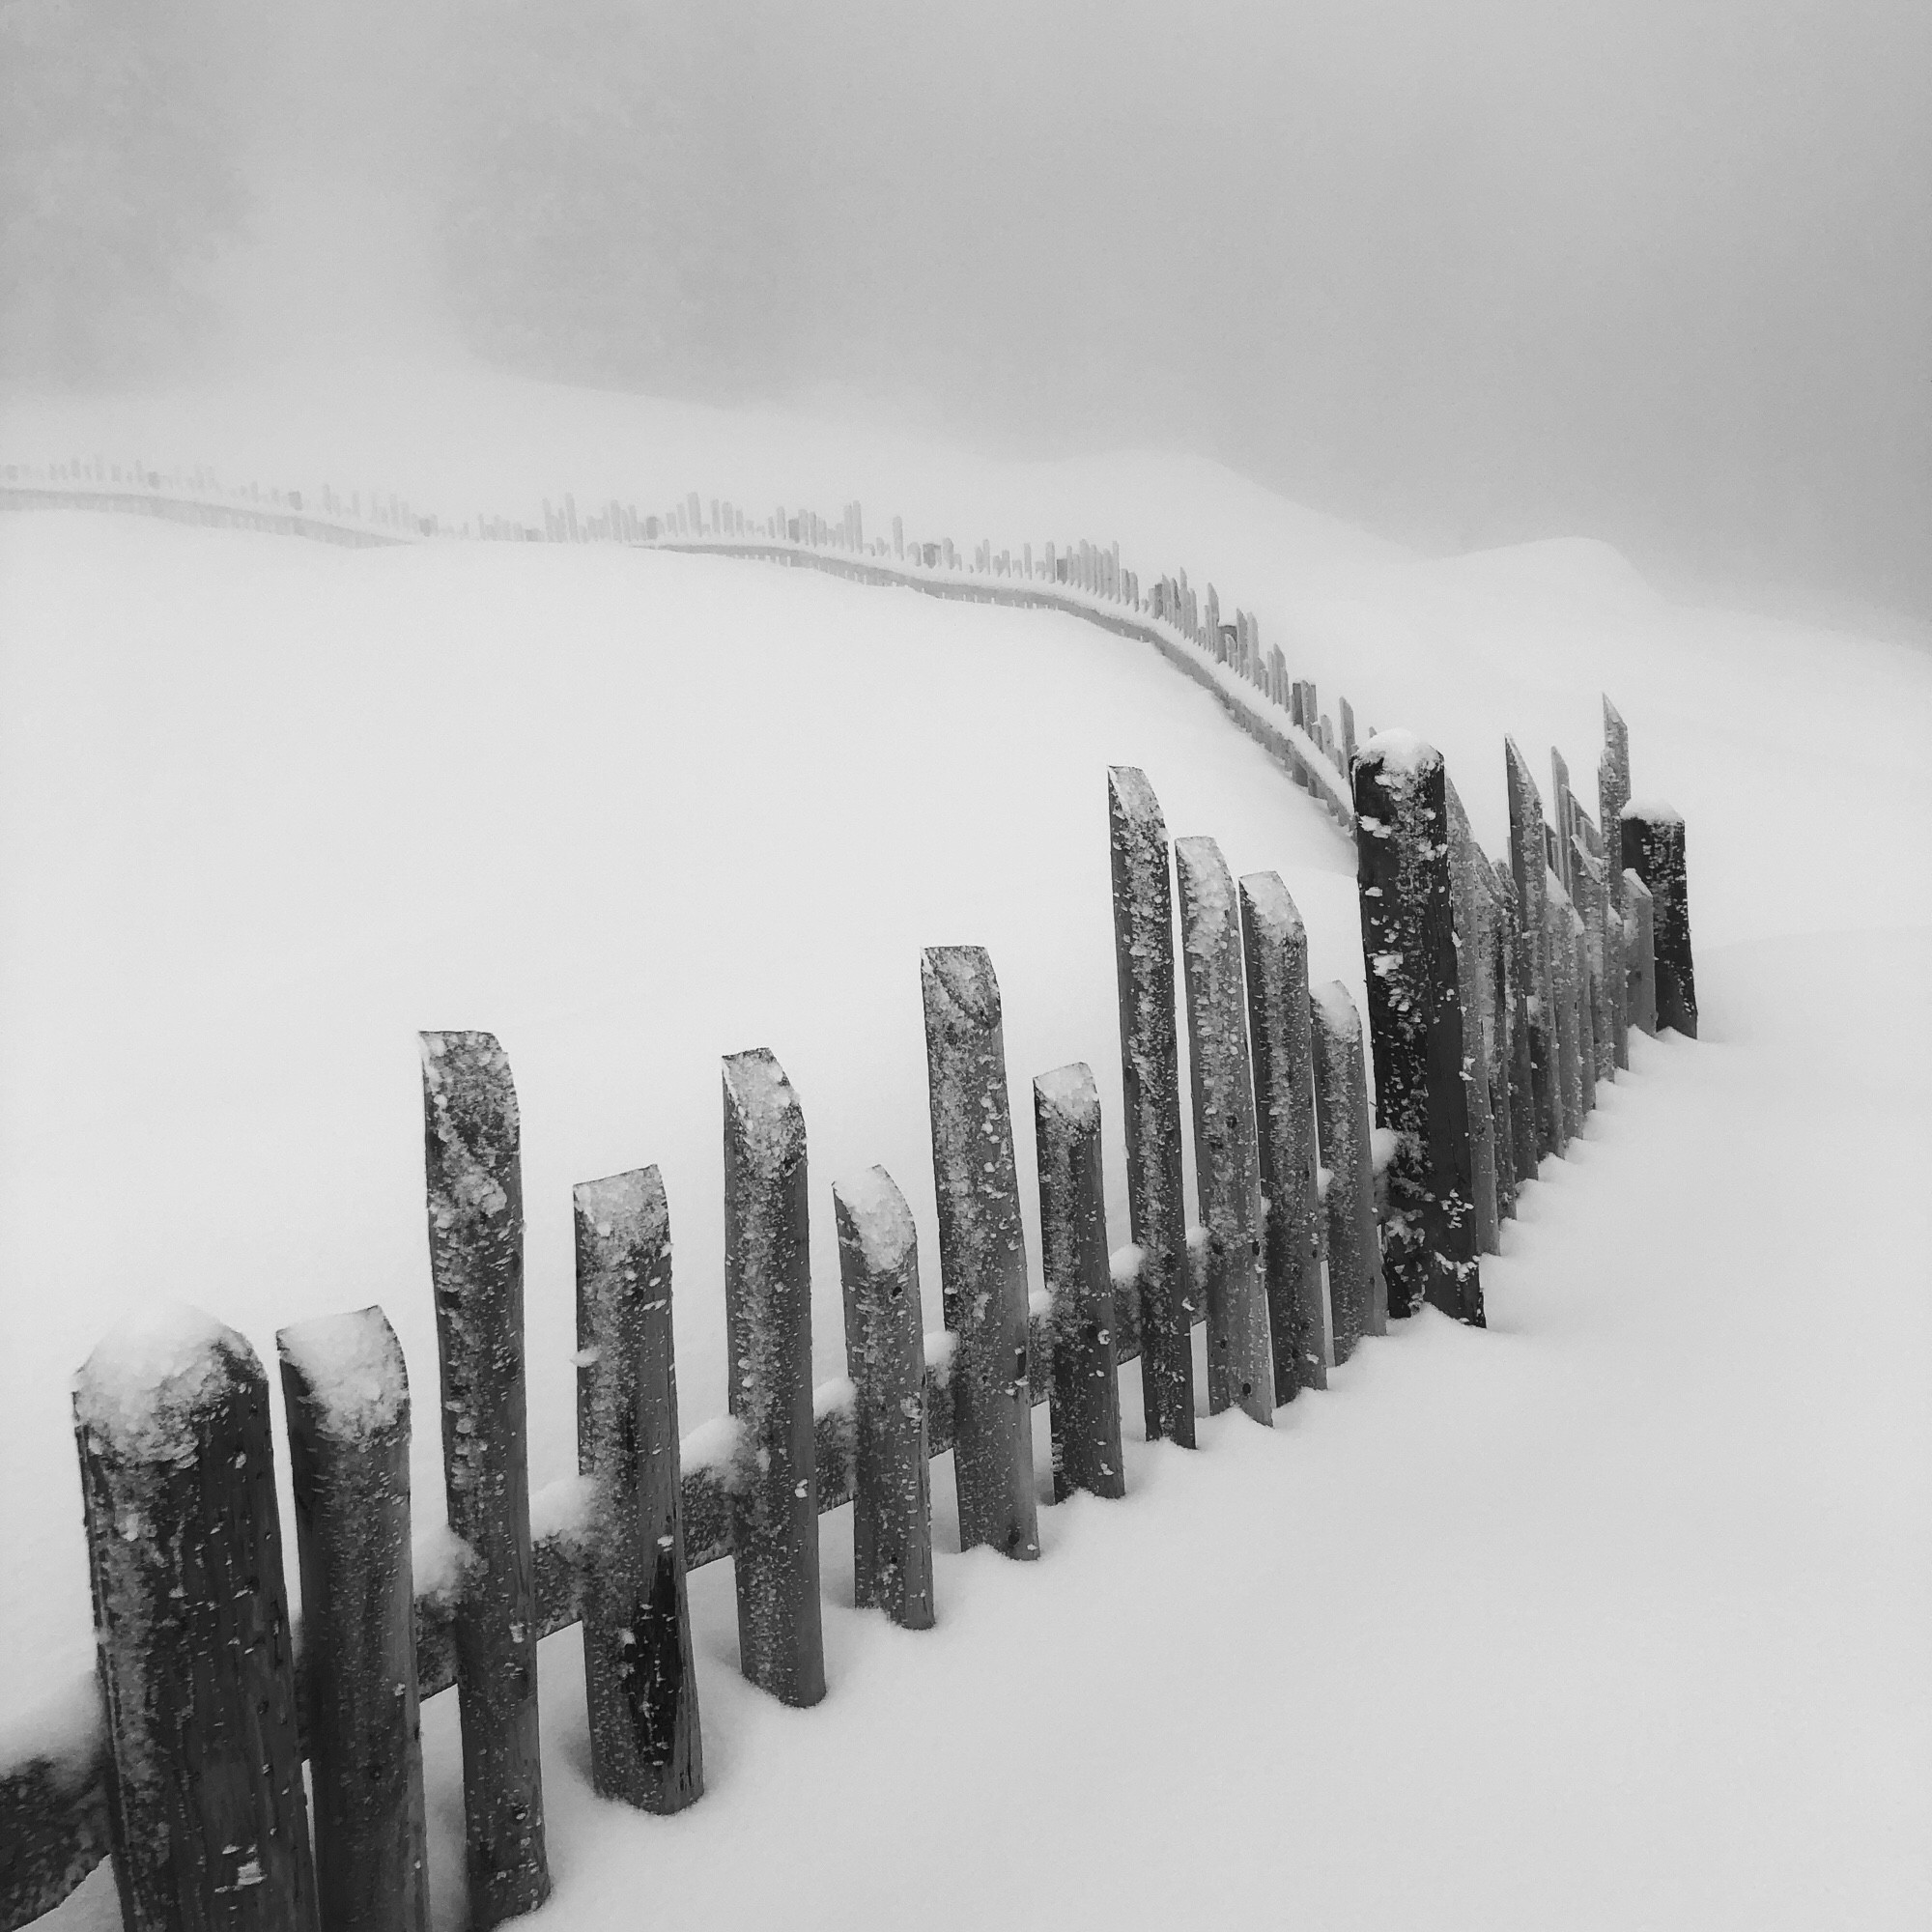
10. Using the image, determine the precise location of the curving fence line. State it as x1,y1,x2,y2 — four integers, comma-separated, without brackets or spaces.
0,455,1698,1932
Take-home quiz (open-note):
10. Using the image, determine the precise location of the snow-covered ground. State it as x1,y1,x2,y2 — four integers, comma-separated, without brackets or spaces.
3,360,1929,1926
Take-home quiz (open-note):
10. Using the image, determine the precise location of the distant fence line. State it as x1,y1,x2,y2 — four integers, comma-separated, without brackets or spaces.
0,454,1698,1932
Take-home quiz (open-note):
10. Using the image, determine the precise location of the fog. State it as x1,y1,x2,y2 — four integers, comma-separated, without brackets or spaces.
4,0,1928,621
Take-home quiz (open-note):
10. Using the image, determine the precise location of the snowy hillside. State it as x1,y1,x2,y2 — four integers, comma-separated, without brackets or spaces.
2,364,1929,1927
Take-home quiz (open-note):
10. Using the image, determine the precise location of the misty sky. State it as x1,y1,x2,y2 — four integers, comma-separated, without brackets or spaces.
4,0,1928,622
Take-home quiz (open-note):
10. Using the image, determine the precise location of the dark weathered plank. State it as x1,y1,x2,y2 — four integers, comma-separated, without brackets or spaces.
1506,738,1559,1159
1309,982,1387,1352
922,947,1040,1558
833,1167,936,1627
1477,859,1519,1225
574,1167,703,1810
1032,1066,1126,1500
418,1031,550,1926
277,1308,429,1932
1238,871,1326,1397
1105,768,1195,1446
1444,779,1500,1254
1621,804,1698,1037
1572,835,1615,1088
1492,856,1538,1190
1542,888,1581,1146
74,1313,319,1932
722,1049,827,1704
1176,838,1274,1425
1352,734,1484,1325
1597,697,1633,1070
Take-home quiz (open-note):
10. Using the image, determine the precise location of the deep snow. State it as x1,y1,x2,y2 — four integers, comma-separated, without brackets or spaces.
2,362,1929,1926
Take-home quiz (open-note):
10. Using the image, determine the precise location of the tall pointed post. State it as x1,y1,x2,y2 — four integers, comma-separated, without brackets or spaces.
1351,733,1484,1325
1176,838,1273,1425
419,1032,550,1926
1598,697,1633,1069
1626,871,1659,1036
1493,857,1537,1187
921,947,1040,1558
1506,740,1558,1159
1444,779,1500,1254
722,1049,826,1705
1237,871,1326,1397
1106,768,1194,1446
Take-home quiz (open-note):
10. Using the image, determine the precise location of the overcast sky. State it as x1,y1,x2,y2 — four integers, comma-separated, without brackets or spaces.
6,0,1929,622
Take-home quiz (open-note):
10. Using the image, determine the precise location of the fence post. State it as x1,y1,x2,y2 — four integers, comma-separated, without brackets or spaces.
573,1166,703,1810
1572,899,1598,1116
1308,983,1387,1351
1352,735,1485,1324
1444,779,1500,1254
832,1167,936,1627
1237,871,1326,1398
277,1309,429,1932
1505,738,1558,1160
1175,838,1274,1424
1572,837,1615,1086
1479,862,1519,1224
1105,768,1195,1447
722,1049,827,1704
1621,804,1697,1037
1598,697,1633,1069
1540,892,1581,1146
1550,748,1576,896
921,947,1040,1558
1032,1065,1126,1500
418,1032,550,1926
1492,857,1538,1188
74,1311,319,1932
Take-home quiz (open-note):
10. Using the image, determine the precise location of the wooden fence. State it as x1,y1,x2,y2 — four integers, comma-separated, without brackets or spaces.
0,462,1700,1932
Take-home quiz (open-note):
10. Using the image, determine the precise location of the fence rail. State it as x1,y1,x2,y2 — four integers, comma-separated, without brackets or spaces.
0,458,1698,1932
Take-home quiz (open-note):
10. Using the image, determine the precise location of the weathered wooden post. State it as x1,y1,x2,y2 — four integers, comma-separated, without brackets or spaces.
1598,697,1633,1069
1541,892,1580,1147
1572,837,1615,1086
722,1048,826,1704
1550,748,1576,896
1478,863,1519,1225
278,1308,429,1932
1175,838,1274,1424
1237,871,1326,1397
75,1309,319,1932
1106,768,1194,1446
418,1031,550,1925
574,1166,703,1810
1573,902,1599,1116
921,947,1040,1559
1493,857,1538,1186
833,1167,936,1627
1621,803,1697,1037
1444,780,1500,1254
1505,739,1558,1159
1308,983,1387,1353
1351,733,1484,1325
1625,870,1659,1036
1032,1065,1126,1500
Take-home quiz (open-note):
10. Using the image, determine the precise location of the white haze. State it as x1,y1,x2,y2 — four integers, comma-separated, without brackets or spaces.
2,0,1929,624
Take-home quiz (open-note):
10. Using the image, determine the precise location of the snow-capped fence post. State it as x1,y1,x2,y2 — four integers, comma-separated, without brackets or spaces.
921,947,1040,1559
1482,864,1520,1224
1032,1065,1126,1500
1625,871,1658,1036
1506,739,1558,1160
573,1166,703,1812
1444,779,1501,1254
73,1312,319,1932
1621,804,1697,1037
1351,735,1485,1325
1237,871,1327,1398
277,1308,429,1932
1106,768,1195,1447
832,1168,936,1628
721,1049,827,1705
417,1031,551,1926
1176,838,1275,1424
1308,983,1387,1354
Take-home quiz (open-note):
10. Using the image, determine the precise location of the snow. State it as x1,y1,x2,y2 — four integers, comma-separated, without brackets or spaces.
4,355,1931,1926
1359,725,1440,777
1032,1061,1099,1125
831,1165,917,1271
70,1303,247,1465
1310,977,1363,1041
275,1306,407,1441
1623,795,1685,824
